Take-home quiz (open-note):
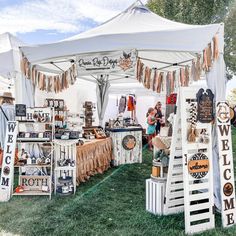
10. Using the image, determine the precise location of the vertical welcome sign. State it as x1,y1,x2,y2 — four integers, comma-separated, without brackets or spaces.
216,102,236,227
0,121,18,202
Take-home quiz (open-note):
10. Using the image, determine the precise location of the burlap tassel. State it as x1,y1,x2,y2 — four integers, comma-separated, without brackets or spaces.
57,76,61,92
166,72,172,96
152,69,157,91
172,71,176,93
202,48,209,71
146,67,151,89
196,54,201,80
42,75,46,91
136,58,144,82
213,35,219,61
156,72,163,93
31,66,36,85
206,43,212,69
47,76,53,92
64,71,69,89
53,77,57,93
185,66,190,86
191,60,197,81
180,68,185,86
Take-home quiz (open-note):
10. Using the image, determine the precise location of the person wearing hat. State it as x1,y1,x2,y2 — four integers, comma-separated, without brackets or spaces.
0,92,15,149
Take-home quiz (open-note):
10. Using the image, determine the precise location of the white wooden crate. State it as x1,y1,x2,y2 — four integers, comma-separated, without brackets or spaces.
146,178,166,215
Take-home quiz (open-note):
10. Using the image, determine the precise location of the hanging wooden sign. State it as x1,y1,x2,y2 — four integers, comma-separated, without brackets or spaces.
0,121,18,202
196,88,214,123
188,153,209,178
76,50,137,75
216,101,236,227
122,135,136,150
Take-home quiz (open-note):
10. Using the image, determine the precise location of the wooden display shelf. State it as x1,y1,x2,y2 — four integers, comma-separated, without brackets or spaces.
13,190,50,196
15,164,51,168
17,121,53,124
55,166,75,171
17,138,51,142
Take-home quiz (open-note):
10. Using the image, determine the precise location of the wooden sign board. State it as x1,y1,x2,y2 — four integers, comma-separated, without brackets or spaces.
76,50,137,75
196,89,214,123
19,176,50,191
216,101,236,227
15,104,26,117
26,107,51,122
0,121,18,202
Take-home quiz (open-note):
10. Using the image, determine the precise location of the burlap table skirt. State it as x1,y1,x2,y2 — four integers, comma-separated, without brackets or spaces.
76,138,113,185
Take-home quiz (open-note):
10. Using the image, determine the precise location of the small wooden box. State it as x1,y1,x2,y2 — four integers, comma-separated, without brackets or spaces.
146,178,166,215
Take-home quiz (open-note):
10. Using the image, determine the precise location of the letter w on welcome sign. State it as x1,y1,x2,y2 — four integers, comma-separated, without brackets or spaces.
216,101,236,227
0,121,18,202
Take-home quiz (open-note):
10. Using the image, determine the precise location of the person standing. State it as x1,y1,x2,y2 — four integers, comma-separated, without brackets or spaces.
0,92,15,149
146,107,156,151
154,101,163,134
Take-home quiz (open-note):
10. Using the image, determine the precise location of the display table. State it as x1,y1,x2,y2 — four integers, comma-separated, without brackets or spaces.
76,138,113,185
106,127,142,166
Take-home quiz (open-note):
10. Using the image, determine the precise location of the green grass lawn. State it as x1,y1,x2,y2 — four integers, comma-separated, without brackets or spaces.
0,129,236,236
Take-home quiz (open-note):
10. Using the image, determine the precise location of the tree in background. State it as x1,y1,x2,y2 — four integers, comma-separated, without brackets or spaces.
147,0,236,78
227,88,236,107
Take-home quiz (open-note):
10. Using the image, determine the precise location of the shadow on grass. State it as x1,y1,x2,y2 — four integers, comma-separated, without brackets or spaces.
0,131,236,235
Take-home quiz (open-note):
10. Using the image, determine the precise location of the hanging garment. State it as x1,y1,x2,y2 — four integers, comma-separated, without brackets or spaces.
191,60,197,81
118,96,127,114
127,95,136,111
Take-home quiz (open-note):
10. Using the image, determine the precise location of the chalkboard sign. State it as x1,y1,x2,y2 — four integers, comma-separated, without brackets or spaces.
196,89,214,123
15,104,26,117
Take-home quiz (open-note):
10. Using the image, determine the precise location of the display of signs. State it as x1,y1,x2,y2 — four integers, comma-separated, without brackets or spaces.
188,153,209,179
196,88,214,123
216,101,236,227
19,176,49,191
0,121,18,202
15,104,26,117
122,135,136,150
76,50,137,75
26,107,51,123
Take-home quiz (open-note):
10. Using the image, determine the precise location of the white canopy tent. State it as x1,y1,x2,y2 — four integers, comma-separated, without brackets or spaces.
20,0,225,106
20,0,226,210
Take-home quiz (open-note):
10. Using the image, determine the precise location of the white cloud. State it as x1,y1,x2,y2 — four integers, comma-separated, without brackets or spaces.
0,0,148,35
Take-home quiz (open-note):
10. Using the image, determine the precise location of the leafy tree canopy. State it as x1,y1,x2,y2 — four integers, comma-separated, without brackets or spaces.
147,0,236,78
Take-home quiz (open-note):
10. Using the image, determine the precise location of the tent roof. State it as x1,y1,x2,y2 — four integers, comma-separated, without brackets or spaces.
20,1,222,65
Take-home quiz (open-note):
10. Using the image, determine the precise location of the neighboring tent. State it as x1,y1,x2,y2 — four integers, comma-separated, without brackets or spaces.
0,32,34,106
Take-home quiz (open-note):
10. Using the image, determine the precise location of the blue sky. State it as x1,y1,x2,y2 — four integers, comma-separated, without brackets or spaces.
0,0,147,44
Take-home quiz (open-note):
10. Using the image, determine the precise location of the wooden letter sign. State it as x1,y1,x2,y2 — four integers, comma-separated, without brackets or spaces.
216,101,236,227
0,121,18,202
196,88,214,123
